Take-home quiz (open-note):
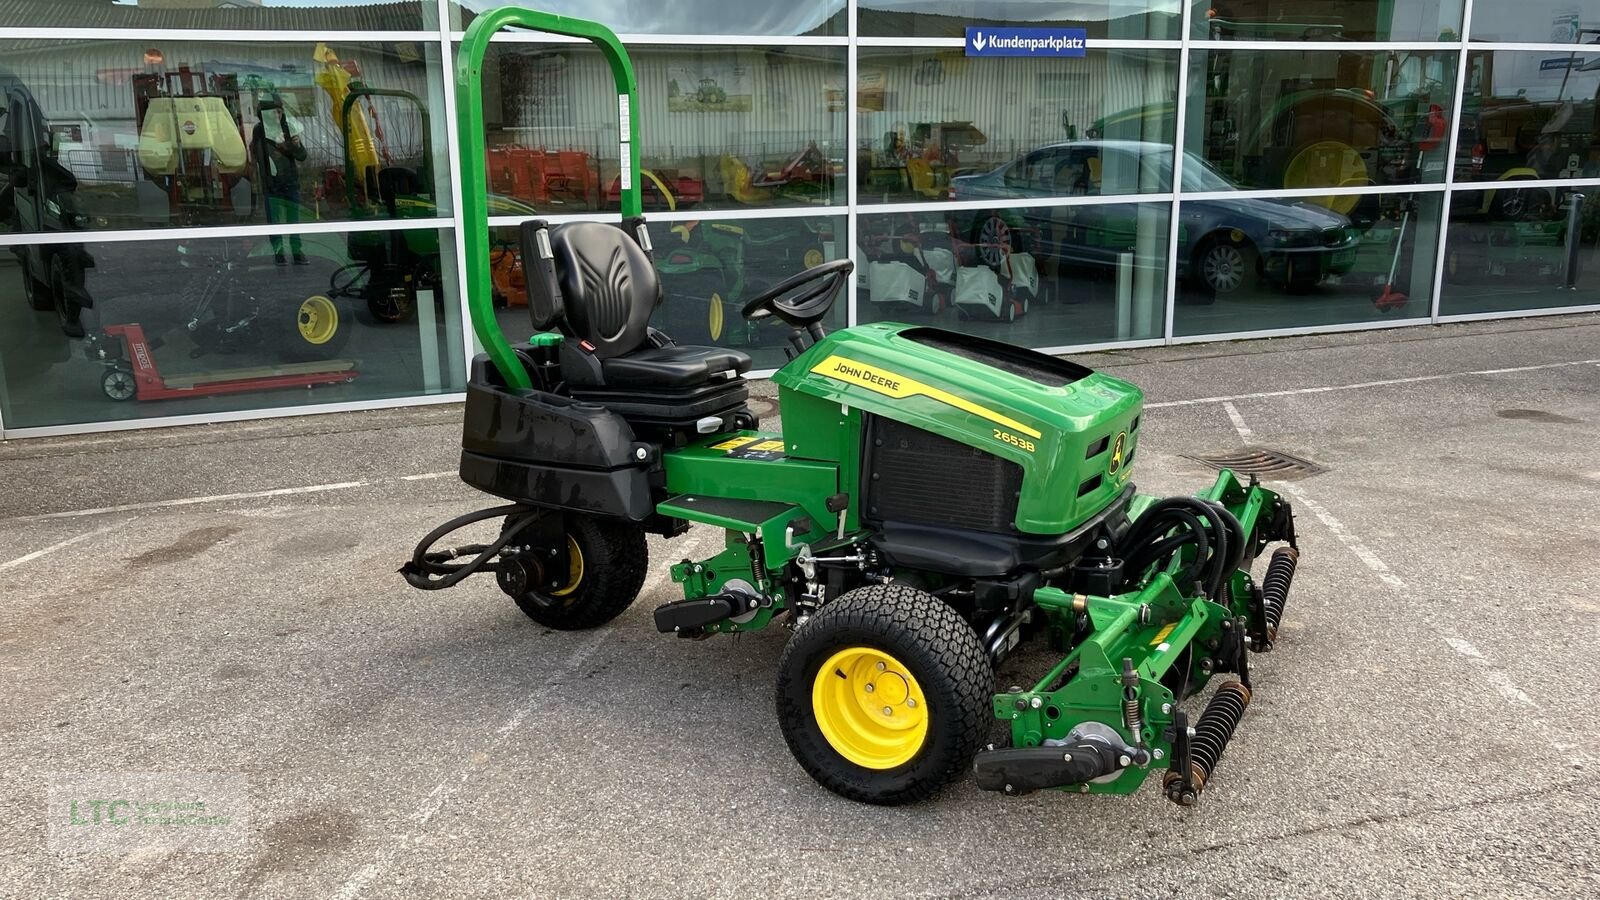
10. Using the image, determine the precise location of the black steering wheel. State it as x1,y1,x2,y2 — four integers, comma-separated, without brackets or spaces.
741,258,854,328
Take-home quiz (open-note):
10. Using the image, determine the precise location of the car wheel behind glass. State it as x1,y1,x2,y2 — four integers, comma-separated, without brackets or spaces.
1194,236,1254,296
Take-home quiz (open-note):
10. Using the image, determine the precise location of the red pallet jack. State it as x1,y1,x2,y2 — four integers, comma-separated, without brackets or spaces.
95,323,357,402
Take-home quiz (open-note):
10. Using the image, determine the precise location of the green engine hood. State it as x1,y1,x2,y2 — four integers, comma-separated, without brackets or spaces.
772,322,1144,534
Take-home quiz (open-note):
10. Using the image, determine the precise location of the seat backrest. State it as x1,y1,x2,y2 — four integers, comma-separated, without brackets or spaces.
549,221,659,359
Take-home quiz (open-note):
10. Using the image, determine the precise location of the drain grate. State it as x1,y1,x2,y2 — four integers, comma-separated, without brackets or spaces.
1183,447,1327,481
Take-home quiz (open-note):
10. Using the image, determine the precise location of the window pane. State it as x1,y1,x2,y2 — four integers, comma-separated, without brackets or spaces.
1194,0,1463,42
476,44,846,214
859,1,1179,40
490,215,846,370
0,227,464,429
454,1,846,36
0,41,450,234
857,203,1169,345
1471,5,1600,44
858,48,1178,205
1173,191,1441,336
1455,50,1600,184
0,0,434,30
1439,187,1598,315
1185,49,1458,193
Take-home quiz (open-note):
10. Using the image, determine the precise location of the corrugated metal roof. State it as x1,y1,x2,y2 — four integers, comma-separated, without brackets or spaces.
0,0,433,31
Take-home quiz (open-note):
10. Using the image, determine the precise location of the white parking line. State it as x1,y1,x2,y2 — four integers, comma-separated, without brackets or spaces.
1221,401,1253,442
1145,357,1600,409
0,520,125,572
1442,637,1537,707
15,481,368,522
1275,483,1405,589
334,629,613,900
1220,403,1552,729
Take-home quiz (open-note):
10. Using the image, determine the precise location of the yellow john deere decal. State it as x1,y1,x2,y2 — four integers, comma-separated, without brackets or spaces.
1108,431,1127,474
810,355,1042,440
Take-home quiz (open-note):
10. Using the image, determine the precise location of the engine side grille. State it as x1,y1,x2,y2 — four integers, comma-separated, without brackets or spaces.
863,415,1022,533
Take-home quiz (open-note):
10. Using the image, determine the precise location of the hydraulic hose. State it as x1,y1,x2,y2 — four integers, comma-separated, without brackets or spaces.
400,502,537,590
1117,498,1233,601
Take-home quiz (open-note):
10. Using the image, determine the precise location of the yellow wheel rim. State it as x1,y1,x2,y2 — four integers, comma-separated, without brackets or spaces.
550,537,584,598
296,294,339,345
803,248,825,268
812,646,928,770
1284,141,1368,215
708,292,724,342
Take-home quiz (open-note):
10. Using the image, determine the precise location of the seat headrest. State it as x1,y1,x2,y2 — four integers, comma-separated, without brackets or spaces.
549,221,660,359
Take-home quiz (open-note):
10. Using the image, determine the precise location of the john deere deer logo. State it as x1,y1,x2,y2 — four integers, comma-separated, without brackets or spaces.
1107,432,1127,474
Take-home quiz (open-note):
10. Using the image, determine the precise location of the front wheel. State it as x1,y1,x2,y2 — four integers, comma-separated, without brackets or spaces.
501,515,647,630
775,583,993,805
20,254,53,311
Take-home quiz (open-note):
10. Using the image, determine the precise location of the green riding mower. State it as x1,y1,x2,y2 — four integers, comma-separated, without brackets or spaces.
404,7,1303,805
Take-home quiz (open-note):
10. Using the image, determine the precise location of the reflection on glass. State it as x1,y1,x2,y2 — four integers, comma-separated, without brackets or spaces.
1471,4,1600,44
856,205,1169,346
1186,49,1458,193
1456,50,1600,184
1174,192,1441,336
857,48,1177,204
0,42,449,234
0,0,433,30
1440,187,1600,315
859,0,1179,40
490,216,846,370
0,227,464,428
454,0,845,35
1194,0,1462,42
478,44,846,213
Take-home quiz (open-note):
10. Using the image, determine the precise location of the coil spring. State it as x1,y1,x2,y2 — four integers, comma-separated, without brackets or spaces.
1164,681,1251,804
1260,546,1299,639
1122,694,1143,732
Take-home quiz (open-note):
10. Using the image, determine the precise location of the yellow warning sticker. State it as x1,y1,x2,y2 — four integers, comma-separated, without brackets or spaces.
710,436,758,452
1148,622,1177,646
809,355,1042,439
750,440,785,452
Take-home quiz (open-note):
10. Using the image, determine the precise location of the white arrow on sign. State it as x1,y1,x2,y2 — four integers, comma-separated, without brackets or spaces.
972,32,987,51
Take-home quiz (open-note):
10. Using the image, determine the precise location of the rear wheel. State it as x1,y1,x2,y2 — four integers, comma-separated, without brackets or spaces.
775,584,992,805
502,515,647,631
50,255,85,337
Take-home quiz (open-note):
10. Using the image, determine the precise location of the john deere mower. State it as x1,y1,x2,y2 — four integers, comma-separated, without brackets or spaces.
405,8,1303,806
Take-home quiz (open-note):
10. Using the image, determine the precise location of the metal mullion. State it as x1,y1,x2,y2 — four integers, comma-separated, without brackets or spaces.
1463,41,1600,52
0,217,452,249
1431,0,1475,324
856,194,1176,216
0,28,436,42
1185,39,1461,51
436,0,478,376
1166,0,1194,345
1169,317,1433,344
471,32,848,46
2,393,466,441
1436,304,1600,323
846,0,859,327
855,36,1182,49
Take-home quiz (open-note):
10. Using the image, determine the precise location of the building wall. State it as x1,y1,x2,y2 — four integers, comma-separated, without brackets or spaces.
1,0,1598,436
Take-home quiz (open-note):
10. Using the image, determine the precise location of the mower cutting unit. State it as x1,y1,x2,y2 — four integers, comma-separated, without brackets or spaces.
405,7,1303,806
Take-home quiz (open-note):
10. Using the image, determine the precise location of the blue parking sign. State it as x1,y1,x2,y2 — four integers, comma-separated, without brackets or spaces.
965,27,1088,57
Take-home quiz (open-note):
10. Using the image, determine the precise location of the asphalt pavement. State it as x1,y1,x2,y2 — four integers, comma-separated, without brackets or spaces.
2,314,1598,898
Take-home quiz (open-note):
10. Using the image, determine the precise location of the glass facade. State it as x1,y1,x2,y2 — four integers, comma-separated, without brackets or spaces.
2,1,1597,435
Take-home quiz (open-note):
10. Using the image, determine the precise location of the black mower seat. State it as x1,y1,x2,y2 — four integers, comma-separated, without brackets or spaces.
600,344,751,389
546,221,752,391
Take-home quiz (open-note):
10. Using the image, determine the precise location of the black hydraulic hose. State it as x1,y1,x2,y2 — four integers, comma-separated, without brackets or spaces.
400,503,537,591
1117,498,1240,600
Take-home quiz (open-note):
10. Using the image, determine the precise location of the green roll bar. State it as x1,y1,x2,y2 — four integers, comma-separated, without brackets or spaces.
456,7,641,389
